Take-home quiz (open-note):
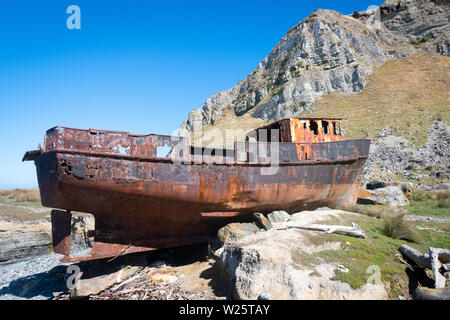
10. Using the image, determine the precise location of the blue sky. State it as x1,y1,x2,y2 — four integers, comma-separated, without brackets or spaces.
0,0,381,188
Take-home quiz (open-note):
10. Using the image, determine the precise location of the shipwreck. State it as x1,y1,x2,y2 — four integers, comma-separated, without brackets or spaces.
23,118,370,262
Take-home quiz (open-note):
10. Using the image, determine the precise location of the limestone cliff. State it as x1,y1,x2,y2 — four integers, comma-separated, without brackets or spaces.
180,0,449,131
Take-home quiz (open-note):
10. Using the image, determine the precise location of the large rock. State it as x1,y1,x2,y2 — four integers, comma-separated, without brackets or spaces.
357,186,409,206
214,209,388,300
217,222,260,247
267,210,291,223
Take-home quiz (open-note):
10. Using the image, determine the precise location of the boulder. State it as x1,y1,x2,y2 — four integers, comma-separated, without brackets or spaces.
217,222,260,247
253,213,272,231
267,210,291,223
214,209,388,300
396,182,413,199
366,181,386,190
358,186,409,206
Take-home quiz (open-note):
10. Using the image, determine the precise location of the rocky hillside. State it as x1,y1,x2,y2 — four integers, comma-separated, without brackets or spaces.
179,0,449,186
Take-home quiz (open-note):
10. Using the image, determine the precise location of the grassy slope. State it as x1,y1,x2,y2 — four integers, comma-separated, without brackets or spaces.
350,189,450,217
197,52,449,148
308,52,449,146
298,212,449,299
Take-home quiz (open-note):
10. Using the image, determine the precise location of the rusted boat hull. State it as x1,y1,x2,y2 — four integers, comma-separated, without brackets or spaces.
25,126,370,262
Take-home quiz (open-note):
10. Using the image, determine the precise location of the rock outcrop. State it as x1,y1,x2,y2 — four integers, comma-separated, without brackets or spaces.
180,0,449,131
0,220,51,264
357,186,410,206
0,215,94,264
214,209,388,300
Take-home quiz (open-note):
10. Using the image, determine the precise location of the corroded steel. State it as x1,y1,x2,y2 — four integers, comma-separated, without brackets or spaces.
24,118,370,262
51,209,72,256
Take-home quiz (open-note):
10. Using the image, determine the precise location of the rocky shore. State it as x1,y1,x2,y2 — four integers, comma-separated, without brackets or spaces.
0,214,93,300
0,201,448,300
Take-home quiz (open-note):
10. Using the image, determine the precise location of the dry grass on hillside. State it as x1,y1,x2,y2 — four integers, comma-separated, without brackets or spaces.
309,52,449,146
0,188,41,202
437,191,450,208
196,52,449,147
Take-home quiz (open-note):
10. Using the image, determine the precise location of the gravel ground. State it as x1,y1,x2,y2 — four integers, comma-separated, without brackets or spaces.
0,242,225,300
405,215,450,224
0,248,90,300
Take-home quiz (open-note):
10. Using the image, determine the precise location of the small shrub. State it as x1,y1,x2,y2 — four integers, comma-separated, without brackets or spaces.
411,189,433,202
437,191,450,208
421,35,432,43
383,212,421,243
272,87,284,96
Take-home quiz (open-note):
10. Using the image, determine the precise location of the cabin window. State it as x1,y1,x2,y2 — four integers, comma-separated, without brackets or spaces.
303,122,307,129
256,124,281,142
333,122,341,135
309,120,318,135
322,121,329,134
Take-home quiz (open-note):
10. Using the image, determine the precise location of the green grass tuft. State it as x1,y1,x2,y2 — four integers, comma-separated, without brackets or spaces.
383,212,421,243
411,189,433,202
437,191,450,208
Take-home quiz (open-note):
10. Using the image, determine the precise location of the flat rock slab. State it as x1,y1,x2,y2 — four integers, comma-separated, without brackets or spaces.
215,209,388,300
0,219,51,263
70,253,148,298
